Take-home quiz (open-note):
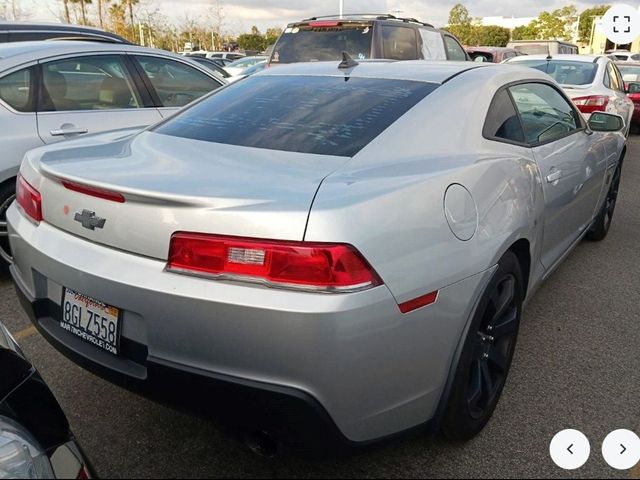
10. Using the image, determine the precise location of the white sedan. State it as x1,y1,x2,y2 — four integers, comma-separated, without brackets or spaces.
505,54,634,134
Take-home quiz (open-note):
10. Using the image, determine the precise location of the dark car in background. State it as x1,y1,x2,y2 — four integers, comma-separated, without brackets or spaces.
0,21,130,44
0,321,93,478
465,46,523,63
269,14,469,65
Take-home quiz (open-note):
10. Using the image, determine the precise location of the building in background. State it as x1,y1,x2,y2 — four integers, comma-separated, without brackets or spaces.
584,15,640,54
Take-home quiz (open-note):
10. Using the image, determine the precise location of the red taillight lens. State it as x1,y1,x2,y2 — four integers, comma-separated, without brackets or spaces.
572,95,609,114
16,174,42,223
62,180,125,203
167,233,382,292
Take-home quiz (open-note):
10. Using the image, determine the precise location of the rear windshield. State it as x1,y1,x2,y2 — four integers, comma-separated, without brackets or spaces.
154,75,438,157
618,65,640,82
271,24,373,64
513,60,598,85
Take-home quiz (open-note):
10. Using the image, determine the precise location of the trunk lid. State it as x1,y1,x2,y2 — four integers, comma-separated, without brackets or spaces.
30,131,349,260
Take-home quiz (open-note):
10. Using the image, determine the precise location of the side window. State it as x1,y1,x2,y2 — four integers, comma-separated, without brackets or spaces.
0,67,35,112
443,35,467,61
418,29,447,60
509,83,580,145
381,26,419,60
483,89,525,144
607,63,621,91
40,55,142,112
604,68,611,88
503,52,516,60
135,56,222,108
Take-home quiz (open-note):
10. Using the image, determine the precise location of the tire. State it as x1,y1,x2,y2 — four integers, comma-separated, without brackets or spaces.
442,251,524,441
586,165,621,242
0,181,15,266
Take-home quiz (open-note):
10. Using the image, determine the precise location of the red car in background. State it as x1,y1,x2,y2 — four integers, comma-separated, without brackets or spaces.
465,46,523,63
617,62,640,131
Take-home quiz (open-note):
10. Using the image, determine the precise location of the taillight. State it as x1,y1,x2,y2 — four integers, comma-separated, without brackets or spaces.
572,95,609,114
16,174,42,223
62,180,125,203
308,21,341,27
167,233,382,292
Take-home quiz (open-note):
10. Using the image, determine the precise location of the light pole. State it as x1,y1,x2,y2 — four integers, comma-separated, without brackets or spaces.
339,0,343,18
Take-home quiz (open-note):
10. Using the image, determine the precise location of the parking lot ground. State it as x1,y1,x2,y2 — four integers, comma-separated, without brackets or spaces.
4,136,640,479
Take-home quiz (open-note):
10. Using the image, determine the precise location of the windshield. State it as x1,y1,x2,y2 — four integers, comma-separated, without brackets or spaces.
512,60,598,85
154,75,438,157
618,65,640,82
227,57,266,69
271,24,373,64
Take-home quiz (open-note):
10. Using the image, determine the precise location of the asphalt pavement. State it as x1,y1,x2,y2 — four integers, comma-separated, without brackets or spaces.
3,136,640,479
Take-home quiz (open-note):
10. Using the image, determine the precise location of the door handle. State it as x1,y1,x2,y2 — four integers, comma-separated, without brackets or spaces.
546,169,562,183
50,127,89,137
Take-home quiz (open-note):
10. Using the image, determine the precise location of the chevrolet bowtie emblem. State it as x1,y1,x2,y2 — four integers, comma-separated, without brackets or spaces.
74,210,106,230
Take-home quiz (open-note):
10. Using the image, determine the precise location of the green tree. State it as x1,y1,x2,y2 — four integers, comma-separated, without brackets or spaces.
535,5,577,40
512,22,540,40
265,27,282,46
448,4,471,26
238,27,266,51
476,25,510,47
578,5,610,43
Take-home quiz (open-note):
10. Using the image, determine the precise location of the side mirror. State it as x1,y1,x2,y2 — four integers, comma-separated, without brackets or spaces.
627,82,640,94
588,112,625,132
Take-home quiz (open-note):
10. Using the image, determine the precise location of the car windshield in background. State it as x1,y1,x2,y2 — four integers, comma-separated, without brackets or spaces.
271,24,373,63
513,60,598,85
155,75,437,157
618,65,640,82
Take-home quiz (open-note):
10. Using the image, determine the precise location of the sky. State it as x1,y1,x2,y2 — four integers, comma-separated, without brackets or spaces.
20,0,640,34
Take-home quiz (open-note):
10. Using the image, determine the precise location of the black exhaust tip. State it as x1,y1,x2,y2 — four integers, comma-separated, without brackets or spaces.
243,430,282,458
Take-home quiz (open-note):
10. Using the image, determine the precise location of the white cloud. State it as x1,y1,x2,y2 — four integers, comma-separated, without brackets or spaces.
21,0,640,35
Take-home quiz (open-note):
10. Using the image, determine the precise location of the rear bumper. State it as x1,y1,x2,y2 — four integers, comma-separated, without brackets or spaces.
8,204,492,443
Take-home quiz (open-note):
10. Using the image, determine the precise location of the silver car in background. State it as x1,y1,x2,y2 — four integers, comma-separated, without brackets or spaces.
505,54,634,132
0,40,226,262
8,61,626,446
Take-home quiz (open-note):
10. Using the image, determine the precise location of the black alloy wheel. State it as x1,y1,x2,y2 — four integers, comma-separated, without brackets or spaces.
442,251,523,441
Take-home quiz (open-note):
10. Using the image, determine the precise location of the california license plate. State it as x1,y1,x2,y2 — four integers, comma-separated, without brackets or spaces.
60,288,121,355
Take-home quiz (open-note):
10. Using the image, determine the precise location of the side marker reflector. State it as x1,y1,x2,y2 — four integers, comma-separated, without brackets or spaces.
399,291,438,314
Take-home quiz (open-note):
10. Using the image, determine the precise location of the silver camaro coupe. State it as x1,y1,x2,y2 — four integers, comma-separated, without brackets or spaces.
7,60,626,446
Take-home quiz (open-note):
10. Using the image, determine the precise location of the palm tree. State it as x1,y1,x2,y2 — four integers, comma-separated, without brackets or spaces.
62,0,71,23
123,0,139,37
69,0,93,25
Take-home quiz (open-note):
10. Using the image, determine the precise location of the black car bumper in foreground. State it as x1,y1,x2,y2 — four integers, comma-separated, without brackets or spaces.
0,320,94,478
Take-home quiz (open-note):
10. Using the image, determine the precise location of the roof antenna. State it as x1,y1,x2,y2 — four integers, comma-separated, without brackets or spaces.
338,51,359,69
546,43,552,61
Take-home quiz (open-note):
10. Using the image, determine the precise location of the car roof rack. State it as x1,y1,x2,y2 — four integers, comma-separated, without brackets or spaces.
46,36,125,44
302,14,434,27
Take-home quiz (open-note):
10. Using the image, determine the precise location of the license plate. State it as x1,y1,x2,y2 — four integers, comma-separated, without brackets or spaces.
60,288,121,355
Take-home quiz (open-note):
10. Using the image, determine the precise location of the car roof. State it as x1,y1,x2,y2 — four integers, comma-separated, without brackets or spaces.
260,60,539,84
293,14,436,29
0,40,183,66
507,54,602,63
466,47,515,53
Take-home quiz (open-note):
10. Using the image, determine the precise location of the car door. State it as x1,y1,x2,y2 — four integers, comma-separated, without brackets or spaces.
509,82,606,269
0,65,43,179
130,55,224,118
609,62,633,127
36,53,161,145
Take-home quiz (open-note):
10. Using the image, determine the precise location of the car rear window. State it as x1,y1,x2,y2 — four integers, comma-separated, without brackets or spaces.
154,75,438,157
513,60,598,85
271,24,373,64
